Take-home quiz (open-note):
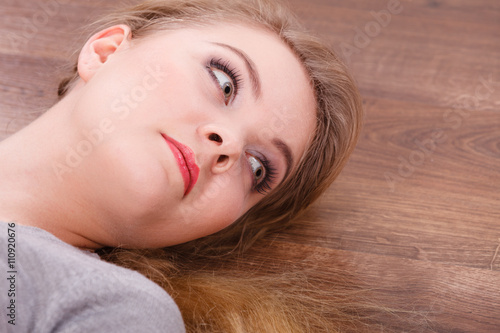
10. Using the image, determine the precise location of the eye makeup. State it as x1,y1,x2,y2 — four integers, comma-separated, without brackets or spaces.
206,58,242,105
248,153,277,195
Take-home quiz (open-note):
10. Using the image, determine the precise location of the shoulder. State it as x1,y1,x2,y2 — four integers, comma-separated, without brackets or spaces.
54,268,186,333
0,223,185,333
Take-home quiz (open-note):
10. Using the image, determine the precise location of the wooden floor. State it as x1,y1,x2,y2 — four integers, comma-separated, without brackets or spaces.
1,0,499,332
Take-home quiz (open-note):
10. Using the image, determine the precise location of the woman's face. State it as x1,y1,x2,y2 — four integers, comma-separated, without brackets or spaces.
68,23,316,248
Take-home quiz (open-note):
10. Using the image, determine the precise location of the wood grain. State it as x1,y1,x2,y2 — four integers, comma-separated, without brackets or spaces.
0,0,499,331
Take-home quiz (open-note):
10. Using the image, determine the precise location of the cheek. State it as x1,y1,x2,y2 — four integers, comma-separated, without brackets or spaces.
84,137,173,223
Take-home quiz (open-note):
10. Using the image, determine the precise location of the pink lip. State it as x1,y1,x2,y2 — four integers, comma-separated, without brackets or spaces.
161,134,200,196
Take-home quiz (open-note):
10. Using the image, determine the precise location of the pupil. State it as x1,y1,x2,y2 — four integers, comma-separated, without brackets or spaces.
255,169,262,178
224,85,231,95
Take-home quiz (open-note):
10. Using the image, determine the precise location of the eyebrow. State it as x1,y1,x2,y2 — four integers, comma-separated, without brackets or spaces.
211,42,261,99
273,138,293,181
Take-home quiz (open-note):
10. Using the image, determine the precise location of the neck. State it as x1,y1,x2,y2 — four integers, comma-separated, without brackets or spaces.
0,95,105,250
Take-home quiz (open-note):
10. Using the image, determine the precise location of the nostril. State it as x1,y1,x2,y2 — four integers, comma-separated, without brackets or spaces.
208,133,223,143
217,155,228,164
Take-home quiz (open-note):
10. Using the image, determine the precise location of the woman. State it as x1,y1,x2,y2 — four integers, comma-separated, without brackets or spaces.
0,0,362,331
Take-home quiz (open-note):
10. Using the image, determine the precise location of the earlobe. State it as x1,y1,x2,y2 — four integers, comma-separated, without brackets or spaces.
78,24,132,82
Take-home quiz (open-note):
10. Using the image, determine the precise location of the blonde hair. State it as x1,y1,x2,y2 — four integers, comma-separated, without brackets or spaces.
59,0,366,331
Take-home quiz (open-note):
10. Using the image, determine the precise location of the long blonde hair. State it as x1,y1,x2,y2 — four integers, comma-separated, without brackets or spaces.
59,0,366,331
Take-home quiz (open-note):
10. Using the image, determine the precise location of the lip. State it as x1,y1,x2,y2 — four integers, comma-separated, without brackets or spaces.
161,133,200,196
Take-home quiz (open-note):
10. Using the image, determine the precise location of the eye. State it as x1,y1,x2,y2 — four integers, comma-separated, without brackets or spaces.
207,58,241,105
247,153,277,195
211,69,235,103
248,155,265,182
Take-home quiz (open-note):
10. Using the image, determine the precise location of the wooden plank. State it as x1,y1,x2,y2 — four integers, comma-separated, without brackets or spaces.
290,0,500,109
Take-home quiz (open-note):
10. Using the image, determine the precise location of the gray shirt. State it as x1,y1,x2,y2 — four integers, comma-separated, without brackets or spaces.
0,222,185,333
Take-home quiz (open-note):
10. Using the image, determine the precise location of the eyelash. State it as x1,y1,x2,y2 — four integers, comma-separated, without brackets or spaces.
207,58,242,103
206,57,275,194
253,155,277,195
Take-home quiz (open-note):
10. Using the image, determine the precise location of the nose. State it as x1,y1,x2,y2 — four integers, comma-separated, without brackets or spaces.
197,124,242,174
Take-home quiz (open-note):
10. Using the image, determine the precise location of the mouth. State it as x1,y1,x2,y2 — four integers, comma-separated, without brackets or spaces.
161,133,200,196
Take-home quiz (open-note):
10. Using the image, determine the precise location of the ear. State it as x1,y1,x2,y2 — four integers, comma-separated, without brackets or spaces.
77,24,132,82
